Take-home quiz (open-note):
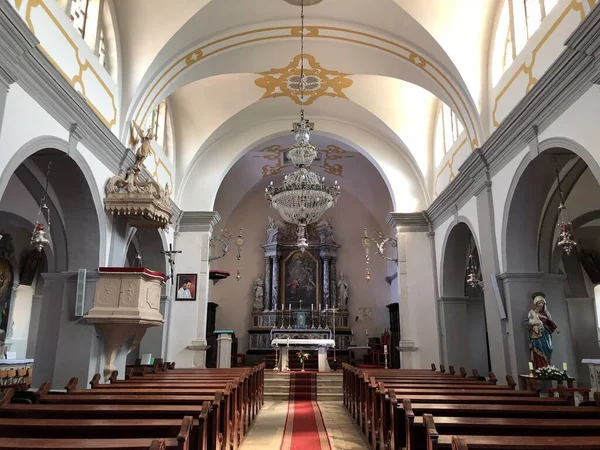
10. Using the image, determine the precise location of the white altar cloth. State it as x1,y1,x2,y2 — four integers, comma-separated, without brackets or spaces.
271,338,335,372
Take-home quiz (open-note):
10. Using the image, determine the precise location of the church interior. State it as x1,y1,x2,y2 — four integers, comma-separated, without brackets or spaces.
1,0,600,448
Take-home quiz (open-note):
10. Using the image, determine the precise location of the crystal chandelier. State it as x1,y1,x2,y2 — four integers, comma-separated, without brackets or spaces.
554,157,576,255
466,238,484,289
31,160,53,253
265,0,340,251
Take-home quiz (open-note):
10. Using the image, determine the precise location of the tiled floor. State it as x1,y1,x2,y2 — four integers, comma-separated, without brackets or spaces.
240,401,369,450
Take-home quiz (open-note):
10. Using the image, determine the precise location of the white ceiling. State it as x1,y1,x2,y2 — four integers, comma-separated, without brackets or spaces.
111,0,499,213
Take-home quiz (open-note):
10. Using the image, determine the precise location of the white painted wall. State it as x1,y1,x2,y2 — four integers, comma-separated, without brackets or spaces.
209,183,392,354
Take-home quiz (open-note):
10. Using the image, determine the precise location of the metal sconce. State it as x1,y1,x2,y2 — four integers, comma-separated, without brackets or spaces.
466,238,484,290
209,228,245,281
362,228,398,282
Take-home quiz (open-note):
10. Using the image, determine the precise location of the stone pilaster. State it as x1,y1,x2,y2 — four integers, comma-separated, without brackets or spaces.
33,271,101,388
168,211,220,368
272,255,280,310
323,256,330,310
330,258,338,309
475,180,511,381
264,257,272,312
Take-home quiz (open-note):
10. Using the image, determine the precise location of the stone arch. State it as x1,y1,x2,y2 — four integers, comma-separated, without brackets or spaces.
177,116,425,212
439,217,480,296
0,136,107,269
503,138,600,274
439,218,489,374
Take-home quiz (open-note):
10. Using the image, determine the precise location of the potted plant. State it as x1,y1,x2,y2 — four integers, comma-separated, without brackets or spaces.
533,365,567,381
297,351,309,371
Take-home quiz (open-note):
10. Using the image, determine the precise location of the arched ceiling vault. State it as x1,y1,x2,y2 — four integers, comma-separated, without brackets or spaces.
113,0,494,210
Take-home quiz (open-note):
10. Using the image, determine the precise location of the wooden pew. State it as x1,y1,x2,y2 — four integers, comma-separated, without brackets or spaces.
56,380,234,450
0,390,207,450
376,386,565,450
400,397,600,450
413,413,600,450
0,363,269,450
0,415,196,450
0,438,181,449
437,434,600,449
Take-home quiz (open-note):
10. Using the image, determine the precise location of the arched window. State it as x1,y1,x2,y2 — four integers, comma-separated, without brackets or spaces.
492,0,560,86
56,0,117,81
434,101,464,166
143,100,174,160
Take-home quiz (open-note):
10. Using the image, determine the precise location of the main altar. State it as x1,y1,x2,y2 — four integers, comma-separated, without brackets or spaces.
248,218,352,354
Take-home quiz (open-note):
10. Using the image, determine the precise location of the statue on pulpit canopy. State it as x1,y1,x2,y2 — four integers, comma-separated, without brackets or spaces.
253,275,265,311
337,272,349,309
525,292,560,369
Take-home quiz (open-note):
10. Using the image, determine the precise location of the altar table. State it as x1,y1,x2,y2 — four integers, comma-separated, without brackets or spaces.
271,338,335,372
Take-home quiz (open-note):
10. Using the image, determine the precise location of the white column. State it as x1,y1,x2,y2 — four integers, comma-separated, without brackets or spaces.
216,333,233,368
167,211,220,368
388,213,441,369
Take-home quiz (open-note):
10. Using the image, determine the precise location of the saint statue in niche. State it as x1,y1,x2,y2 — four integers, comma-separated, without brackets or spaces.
525,292,560,369
253,275,264,311
337,272,349,309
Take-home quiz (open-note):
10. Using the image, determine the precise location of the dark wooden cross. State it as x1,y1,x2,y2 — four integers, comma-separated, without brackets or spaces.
161,243,182,281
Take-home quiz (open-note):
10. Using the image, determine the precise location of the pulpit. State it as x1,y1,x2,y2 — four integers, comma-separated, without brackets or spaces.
85,267,165,380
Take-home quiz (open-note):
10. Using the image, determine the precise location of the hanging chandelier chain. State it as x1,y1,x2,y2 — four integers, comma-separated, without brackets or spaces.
553,156,567,205
38,160,53,225
300,0,306,121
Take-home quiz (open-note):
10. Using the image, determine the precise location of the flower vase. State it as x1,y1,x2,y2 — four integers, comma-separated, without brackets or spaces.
301,361,305,372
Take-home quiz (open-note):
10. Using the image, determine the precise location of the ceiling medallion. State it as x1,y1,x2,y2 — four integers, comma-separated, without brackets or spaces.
255,144,353,178
255,53,352,106
283,0,324,5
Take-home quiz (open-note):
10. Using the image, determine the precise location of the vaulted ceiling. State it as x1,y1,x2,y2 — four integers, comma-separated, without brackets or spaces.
112,0,499,212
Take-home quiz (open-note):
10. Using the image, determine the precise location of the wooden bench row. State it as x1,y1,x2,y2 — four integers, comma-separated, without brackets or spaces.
0,363,265,450
342,363,600,450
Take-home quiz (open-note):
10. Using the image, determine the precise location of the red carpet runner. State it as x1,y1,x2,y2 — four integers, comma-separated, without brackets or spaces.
280,372,332,450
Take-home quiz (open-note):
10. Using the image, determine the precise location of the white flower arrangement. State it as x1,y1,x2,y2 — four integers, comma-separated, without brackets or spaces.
533,365,567,380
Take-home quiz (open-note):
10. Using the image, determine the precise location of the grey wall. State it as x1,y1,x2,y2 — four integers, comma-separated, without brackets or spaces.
501,273,576,380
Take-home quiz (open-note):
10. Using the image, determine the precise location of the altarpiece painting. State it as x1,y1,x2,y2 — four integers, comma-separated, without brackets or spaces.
283,250,319,309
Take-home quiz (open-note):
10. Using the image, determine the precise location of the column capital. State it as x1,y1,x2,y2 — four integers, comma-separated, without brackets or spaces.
386,211,431,232
178,211,221,233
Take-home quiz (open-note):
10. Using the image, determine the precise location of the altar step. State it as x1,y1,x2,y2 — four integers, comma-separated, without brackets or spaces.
264,371,342,401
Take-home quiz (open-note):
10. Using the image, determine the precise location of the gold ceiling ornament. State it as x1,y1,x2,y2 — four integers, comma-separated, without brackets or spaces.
254,143,353,178
255,53,353,106
104,122,172,229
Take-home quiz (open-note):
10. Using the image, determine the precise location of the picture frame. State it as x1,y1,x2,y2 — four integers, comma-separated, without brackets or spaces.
175,274,197,301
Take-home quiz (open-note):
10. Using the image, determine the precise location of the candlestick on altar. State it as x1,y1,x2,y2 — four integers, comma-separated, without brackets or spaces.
384,344,388,369
274,340,280,371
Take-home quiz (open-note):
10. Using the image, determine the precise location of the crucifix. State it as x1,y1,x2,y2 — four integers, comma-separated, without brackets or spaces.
161,243,182,281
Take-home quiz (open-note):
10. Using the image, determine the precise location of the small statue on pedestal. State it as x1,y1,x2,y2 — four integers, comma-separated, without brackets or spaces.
337,272,349,310
525,292,559,369
266,217,283,244
253,275,265,311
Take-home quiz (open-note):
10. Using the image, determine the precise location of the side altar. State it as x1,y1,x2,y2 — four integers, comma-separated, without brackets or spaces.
248,218,352,353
